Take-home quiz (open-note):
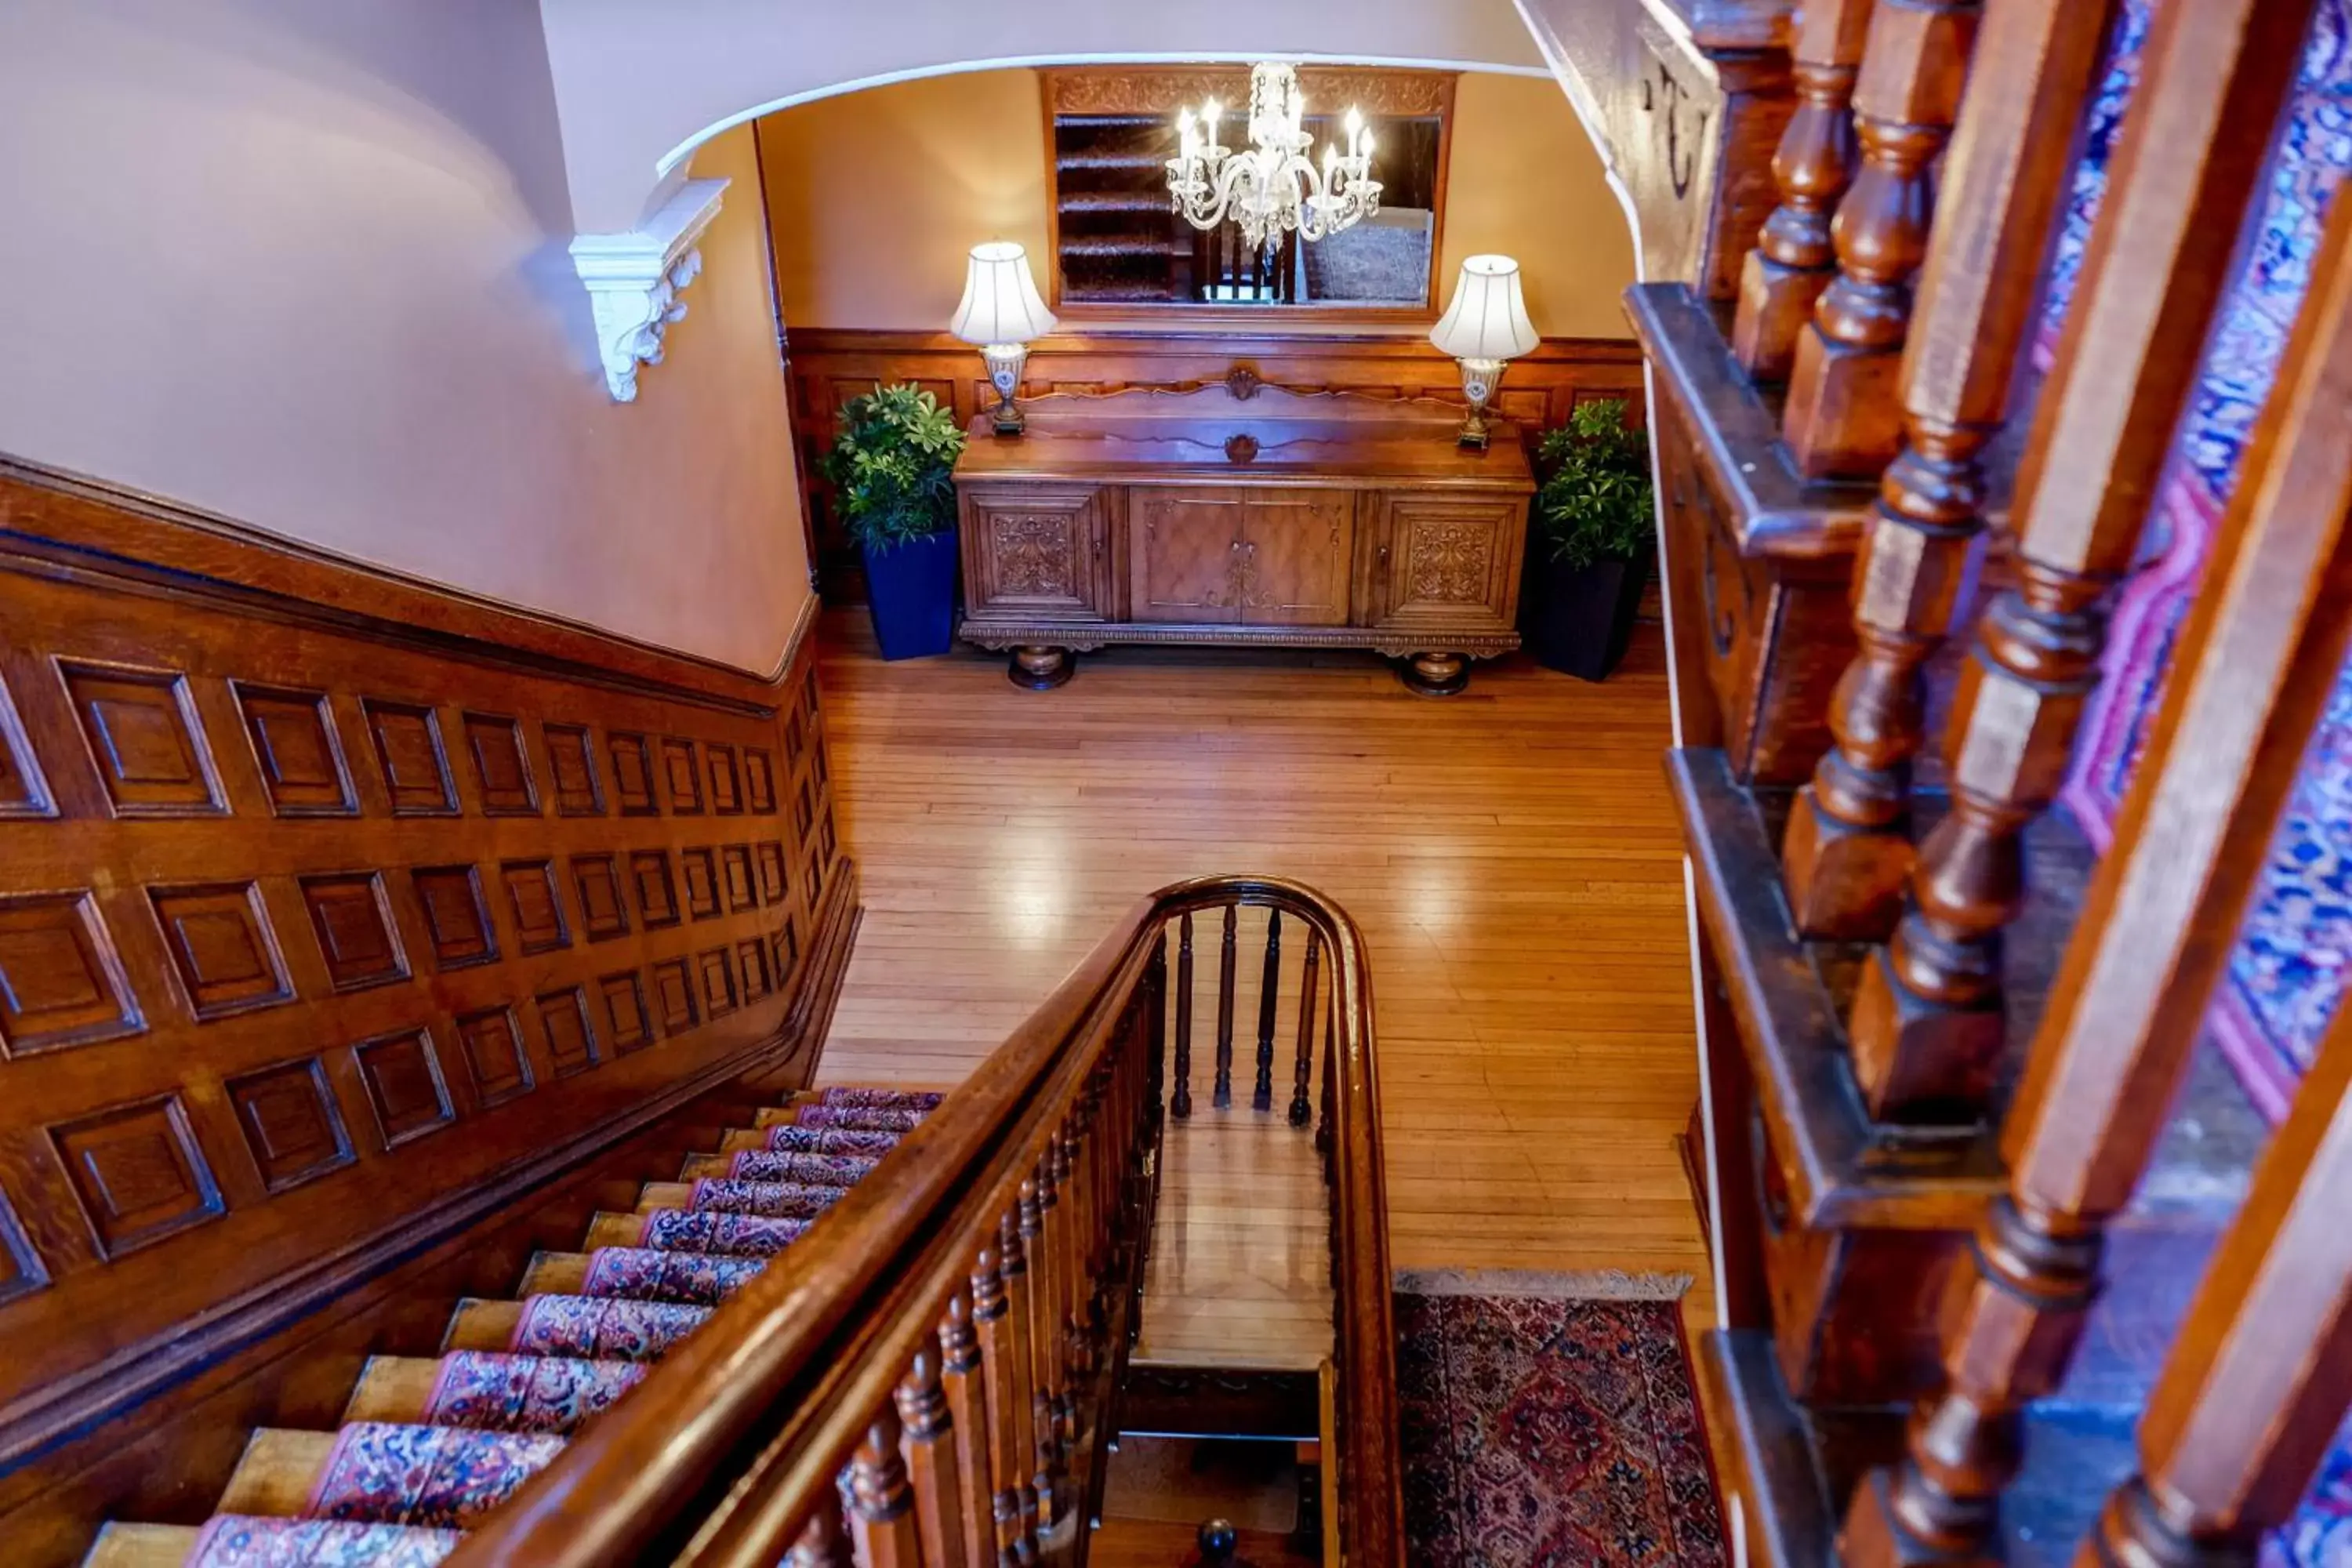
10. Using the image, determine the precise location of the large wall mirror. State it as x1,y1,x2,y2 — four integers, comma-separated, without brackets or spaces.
1041,67,1456,316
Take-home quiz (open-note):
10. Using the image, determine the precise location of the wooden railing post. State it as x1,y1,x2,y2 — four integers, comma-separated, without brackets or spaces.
896,1334,968,1568
850,1403,922,1568
1733,0,1875,380
1254,909,1283,1110
993,1210,1046,1548
1781,0,2119,940
1214,904,1238,1108
1171,913,1195,1120
2079,1002,2352,1566
1841,116,2352,1565
937,1292,996,1568
788,1505,855,1568
1783,0,1982,477
1016,1175,1063,1523
1846,0,2314,1120
1290,930,1321,1127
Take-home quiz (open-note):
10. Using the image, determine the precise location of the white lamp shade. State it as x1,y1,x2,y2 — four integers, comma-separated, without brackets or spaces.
1429,254,1539,361
949,241,1058,346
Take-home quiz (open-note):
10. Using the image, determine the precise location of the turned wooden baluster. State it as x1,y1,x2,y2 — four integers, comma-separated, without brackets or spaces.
993,1214,1047,1547
1290,929,1322,1127
895,1334,969,1568
1846,0,2314,1120
1171,914,1195,1120
1733,0,1876,380
2080,1000,2352,1566
1017,1174,1065,1522
1254,910,1283,1110
788,1504,855,1568
971,1243,1036,1565
850,1403,923,1567
1842,92,2352,1564
1783,0,2121,940
1784,0,1983,477
1214,905,1239,1108
1031,1152,1075,1461
937,1292,996,1568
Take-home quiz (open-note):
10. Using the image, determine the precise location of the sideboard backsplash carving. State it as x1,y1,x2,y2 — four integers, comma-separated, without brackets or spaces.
0,459,848,1435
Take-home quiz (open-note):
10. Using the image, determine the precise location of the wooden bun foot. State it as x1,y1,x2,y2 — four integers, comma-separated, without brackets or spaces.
1008,645,1075,691
1399,651,1469,698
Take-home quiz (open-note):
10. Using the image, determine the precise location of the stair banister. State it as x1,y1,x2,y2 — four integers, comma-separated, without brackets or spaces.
448,875,1399,1568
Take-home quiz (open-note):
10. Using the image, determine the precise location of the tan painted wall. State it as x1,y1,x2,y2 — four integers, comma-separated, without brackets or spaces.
0,0,810,677
755,69,1633,339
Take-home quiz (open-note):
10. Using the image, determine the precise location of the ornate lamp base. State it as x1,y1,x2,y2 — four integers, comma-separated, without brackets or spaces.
982,343,1031,436
1453,356,1508,449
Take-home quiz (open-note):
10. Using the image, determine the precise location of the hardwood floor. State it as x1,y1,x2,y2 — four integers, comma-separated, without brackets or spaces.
814,611,1712,1330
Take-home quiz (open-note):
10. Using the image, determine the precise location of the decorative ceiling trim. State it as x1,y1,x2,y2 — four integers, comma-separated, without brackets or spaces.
570,178,729,403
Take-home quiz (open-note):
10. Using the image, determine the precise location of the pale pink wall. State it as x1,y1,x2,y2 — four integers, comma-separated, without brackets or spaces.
754,69,1633,339
0,0,810,676
540,0,1552,230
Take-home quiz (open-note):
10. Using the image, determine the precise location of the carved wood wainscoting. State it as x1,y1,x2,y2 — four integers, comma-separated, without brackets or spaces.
0,459,858,1561
785,325,1646,596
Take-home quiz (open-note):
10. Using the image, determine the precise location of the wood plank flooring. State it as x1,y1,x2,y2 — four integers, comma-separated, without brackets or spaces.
812,612,1711,1335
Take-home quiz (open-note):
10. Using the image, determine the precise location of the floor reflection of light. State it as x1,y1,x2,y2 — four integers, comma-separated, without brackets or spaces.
993,826,1069,946
1400,855,1465,931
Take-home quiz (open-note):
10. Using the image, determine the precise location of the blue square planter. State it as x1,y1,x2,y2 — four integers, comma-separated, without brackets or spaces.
861,531,960,660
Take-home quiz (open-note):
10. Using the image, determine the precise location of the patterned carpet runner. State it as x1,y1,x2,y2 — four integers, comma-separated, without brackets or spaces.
1394,1280,1725,1568
100,1085,939,1568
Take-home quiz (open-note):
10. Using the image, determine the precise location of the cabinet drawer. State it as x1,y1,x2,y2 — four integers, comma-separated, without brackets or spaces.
1238,490,1354,627
960,485,1112,622
1369,493,1526,633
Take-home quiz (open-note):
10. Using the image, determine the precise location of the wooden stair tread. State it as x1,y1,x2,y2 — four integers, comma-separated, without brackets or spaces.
521,1251,592,1295
444,1299,523,1354
82,1523,198,1568
216,1428,336,1517
343,1356,443,1426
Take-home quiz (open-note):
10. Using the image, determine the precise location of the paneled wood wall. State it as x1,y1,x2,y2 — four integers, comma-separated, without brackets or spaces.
0,460,855,1477
786,325,1646,593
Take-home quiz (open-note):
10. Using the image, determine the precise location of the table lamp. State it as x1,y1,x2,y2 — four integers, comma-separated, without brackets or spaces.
949,241,1058,436
1429,255,1539,449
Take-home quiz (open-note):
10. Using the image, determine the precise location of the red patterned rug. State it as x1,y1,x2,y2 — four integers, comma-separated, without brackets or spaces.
1396,1277,1727,1566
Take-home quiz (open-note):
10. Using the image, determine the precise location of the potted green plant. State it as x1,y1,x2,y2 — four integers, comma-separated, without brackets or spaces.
1521,399,1656,681
823,383,968,659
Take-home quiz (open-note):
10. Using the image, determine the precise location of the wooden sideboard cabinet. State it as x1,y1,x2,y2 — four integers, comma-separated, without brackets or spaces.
953,382,1536,694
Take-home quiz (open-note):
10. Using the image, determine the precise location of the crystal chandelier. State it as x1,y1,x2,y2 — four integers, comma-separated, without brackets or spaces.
1165,63,1382,253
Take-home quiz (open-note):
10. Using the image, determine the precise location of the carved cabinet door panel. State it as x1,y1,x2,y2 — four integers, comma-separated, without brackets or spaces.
1130,488,1246,624
960,485,1111,622
1238,489,1356,627
1368,493,1524,633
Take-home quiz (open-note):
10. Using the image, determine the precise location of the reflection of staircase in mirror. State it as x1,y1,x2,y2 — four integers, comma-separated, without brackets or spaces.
1054,116,1191,304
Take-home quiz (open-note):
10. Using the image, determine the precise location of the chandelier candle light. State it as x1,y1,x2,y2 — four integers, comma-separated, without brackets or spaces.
949,241,1058,436
1166,63,1382,253
1429,255,1540,449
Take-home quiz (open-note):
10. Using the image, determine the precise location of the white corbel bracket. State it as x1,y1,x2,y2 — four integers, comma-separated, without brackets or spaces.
571,177,729,402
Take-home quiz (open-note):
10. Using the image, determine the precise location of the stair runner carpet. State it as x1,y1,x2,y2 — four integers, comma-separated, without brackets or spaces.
82,1087,944,1568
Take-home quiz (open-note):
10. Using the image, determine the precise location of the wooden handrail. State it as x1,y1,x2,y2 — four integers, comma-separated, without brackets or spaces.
449,874,1400,1568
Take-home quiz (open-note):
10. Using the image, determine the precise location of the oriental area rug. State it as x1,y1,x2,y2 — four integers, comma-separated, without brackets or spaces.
1394,1273,1726,1566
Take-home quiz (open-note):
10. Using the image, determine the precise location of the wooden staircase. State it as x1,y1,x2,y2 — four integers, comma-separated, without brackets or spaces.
83,1088,942,1566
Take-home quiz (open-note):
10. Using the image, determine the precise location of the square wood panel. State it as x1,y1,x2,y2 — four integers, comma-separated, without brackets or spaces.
650,957,697,1034
463,713,539,816
300,873,409,992
411,866,498,971
50,1094,224,1258
455,1006,535,1108
735,938,771,1002
805,850,826,909
697,946,737,1018
500,860,571,955
745,749,777,814
608,731,659,815
706,743,742,815
662,739,703,815
755,842,788,906
543,723,604,816
720,846,757,913
58,662,224,817
794,780,816,839
149,882,293,1021
0,891,142,1054
353,1028,455,1149
0,1185,46,1304
630,851,681,929
772,920,800,989
784,710,806,767
233,684,358,817
598,971,652,1054
362,699,457,816
535,986,599,1078
570,855,630,942
0,676,53,819
681,848,721,922
226,1057,354,1192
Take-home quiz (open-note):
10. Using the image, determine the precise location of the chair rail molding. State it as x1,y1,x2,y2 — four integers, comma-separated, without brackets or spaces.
570,177,729,402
